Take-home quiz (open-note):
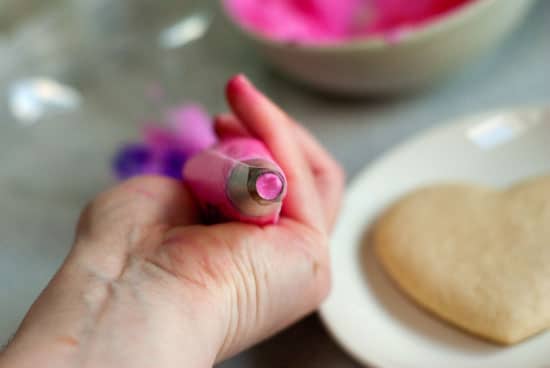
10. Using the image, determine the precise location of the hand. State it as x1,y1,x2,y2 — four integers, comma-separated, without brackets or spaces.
0,76,345,368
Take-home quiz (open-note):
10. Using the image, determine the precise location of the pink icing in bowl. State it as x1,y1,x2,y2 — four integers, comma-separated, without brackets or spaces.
222,0,534,94
223,0,476,45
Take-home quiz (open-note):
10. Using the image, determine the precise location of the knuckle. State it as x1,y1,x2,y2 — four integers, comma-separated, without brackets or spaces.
75,199,100,238
74,187,130,242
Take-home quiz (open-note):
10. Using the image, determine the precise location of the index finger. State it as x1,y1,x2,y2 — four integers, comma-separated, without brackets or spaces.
225,75,324,231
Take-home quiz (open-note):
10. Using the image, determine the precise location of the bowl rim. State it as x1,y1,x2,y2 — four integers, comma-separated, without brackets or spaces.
221,0,503,52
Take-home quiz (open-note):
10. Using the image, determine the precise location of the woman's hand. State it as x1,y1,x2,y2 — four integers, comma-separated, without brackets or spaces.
0,76,345,368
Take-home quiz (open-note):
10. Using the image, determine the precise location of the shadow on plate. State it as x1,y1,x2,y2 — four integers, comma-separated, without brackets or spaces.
359,224,501,355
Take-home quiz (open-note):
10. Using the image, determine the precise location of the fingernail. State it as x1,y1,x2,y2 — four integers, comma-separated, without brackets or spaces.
226,74,255,97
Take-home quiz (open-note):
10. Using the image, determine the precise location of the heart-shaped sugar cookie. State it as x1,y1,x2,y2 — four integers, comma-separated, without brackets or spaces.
374,176,550,345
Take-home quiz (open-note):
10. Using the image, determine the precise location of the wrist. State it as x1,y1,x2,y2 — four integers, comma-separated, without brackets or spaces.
1,243,228,368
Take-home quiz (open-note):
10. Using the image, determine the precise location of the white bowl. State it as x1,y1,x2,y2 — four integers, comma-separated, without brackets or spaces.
320,105,550,367
226,0,535,95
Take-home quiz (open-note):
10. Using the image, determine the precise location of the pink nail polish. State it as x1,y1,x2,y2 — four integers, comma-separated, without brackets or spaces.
183,137,286,225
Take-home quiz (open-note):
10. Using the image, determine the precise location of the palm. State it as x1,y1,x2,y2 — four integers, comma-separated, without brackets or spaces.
75,176,328,361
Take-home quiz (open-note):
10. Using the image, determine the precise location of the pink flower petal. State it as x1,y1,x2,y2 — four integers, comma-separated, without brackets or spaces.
167,104,217,156
143,125,179,151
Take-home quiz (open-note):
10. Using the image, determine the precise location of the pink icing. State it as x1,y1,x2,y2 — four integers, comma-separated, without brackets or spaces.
256,172,284,200
223,0,475,44
183,137,286,225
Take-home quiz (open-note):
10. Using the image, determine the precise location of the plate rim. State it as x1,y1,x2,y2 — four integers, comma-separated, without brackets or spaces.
318,104,550,368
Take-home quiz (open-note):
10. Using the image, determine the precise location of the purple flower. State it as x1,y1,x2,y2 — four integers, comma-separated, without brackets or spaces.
161,149,188,179
112,143,154,180
112,104,217,181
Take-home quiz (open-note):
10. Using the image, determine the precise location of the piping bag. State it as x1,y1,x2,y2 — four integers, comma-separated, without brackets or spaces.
184,137,286,225
112,104,286,225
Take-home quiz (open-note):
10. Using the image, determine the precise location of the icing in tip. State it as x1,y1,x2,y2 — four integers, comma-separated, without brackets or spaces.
255,172,284,201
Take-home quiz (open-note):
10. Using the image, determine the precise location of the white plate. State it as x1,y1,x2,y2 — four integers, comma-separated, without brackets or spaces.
319,106,550,368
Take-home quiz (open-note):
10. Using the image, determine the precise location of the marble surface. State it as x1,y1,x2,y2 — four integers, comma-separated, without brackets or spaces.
0,0,548,366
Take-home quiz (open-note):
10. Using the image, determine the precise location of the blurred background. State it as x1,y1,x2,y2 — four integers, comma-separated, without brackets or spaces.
0,0,548,366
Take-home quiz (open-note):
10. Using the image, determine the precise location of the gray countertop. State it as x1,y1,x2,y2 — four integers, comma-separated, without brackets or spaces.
0,0,549,366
